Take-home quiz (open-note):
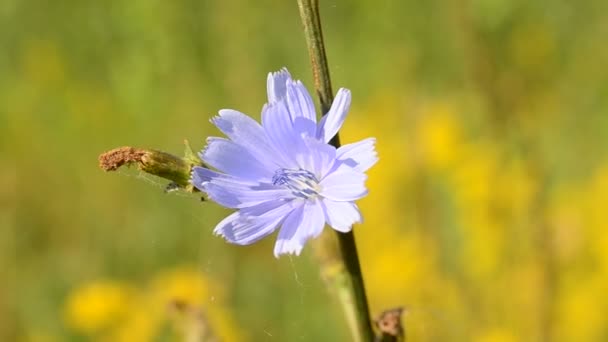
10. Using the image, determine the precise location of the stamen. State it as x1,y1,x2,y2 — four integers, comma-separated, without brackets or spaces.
272,168,320,199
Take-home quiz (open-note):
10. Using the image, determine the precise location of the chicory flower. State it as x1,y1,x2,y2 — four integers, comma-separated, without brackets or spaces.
192,68,377,257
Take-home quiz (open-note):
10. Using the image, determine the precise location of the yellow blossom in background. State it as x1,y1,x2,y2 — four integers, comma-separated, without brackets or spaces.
495,159,537,218
63,267,243,342
147,266,244,341
365,234,436,307
343,95,471,340
460,213,504,281
416,103,464,170
503,260,545,338
449,141,500,208
341,91,412,240
149,267,211,308
63,281,134,334
105,304,159,342
474,328,518,342
555,276,608,342
356,135,411,240
585,165,608,270
548,184,585,264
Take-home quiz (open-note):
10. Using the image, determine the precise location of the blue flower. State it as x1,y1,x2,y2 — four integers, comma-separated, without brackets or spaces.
192,68,378,257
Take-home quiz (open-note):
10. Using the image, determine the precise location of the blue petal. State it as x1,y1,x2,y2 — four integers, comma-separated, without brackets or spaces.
192,166,257,186
286,80,316,122
273,200,325,257
319,165,368,201
200,137,273,181
292,117,317,139
212,109,280,170
214,200,293,245
295,137,337,179
203,182,290,208
336,138,378,173
192,167,289,208
267,68,292,104
317,88,351,143
261,101,304,169
320,199,361,232
285,80,317,137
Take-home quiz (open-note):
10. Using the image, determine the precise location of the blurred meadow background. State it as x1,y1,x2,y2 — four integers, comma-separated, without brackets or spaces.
2,0,608,341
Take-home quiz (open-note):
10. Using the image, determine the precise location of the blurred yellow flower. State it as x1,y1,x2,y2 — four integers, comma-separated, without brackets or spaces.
416,103,463,170
584,166,608,271
149,267,211,307
105,303,160,342
449,142,499,207
147,267,243,342
342,92,413,245
548,184,584,263
365,234,434,306
495,159,537,218
474,328,518,342
63,267,243,342
461,216,504,281
63,280,134,334
556,277,607,342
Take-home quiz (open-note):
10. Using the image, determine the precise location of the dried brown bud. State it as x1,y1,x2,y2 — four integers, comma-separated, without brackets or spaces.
375,307,407,342
99,145,202,192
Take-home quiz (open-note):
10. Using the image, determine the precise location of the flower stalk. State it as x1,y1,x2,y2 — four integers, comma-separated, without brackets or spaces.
296,0,375,341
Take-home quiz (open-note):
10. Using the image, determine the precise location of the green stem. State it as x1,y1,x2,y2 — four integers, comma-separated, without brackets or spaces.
296,1,375,341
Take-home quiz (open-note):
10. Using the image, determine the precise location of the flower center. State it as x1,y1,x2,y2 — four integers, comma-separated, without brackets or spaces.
272,168,320,199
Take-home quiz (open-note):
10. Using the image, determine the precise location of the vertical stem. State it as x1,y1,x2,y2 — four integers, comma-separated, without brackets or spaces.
296,1,375,341
296,0,334,115
336,230,374,342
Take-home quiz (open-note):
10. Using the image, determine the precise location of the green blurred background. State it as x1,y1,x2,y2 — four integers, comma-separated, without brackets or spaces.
2,0,608,341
